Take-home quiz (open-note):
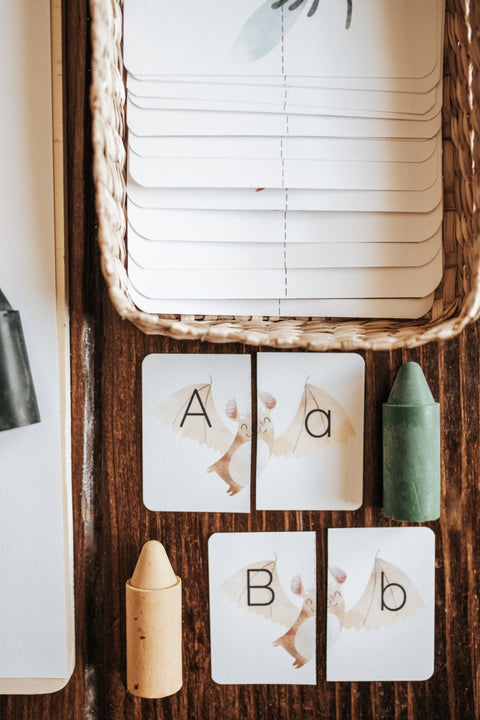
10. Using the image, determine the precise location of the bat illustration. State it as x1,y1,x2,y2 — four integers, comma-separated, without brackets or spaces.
155,378,354,497
154,381,251,496
258,380,356,461
327,556,426,649
219,556,315,668
233,0,352,64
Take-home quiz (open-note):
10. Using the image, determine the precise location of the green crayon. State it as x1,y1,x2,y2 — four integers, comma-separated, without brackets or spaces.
0,289,40,431
383,361,440,522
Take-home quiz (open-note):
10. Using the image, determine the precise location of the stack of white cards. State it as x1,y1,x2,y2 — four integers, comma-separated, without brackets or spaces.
123,0,444,318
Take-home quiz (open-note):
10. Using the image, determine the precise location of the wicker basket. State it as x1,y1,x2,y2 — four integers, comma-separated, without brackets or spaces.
89,0,480,349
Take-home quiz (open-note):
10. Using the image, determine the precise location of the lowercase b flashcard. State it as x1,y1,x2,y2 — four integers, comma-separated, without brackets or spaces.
327,527,435,681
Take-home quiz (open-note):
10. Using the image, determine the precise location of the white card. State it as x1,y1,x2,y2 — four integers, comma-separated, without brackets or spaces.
124,0,440,81
130,67,443,94
209,531,317,685
127,82,442,120
127,99,442,140
128,283,436,319
327,527,435,681
256,353,364,510
128,249,442,299
128,143,440,191
128,224,442,269
128,132,439,164
127,75,438,115
142,354,251,512
127,174,443,213
127,200,443,244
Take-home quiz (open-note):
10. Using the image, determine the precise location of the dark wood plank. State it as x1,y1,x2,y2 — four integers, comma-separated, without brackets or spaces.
0,0,479,717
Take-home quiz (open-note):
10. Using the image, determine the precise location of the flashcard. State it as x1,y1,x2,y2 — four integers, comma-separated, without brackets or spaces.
127,84,442,120
128,224,441,269
127,76,438,115
128,249,442,299
130,67,443,94
123,0,445,322
129,283,436,319
127,99,442,140
327,527,435,681
127,174,443,213
208,531,316,685
123,0,440,82
128,132,439,164
256,353,364,510
128,200,443,244
142,354,251,512
128,143,440,191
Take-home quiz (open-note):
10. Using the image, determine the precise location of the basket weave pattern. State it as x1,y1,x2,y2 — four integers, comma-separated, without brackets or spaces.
90,0,480,349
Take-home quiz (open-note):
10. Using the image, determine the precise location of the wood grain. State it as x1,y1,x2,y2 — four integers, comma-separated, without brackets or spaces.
0,0,478,717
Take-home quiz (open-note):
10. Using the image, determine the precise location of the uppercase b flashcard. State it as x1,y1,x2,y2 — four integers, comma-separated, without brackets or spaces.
209,531,317,685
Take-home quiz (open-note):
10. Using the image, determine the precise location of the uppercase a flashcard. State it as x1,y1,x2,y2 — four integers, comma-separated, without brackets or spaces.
209,531,316,685
256,353,364,510
142,353,251,512
327,527,435,681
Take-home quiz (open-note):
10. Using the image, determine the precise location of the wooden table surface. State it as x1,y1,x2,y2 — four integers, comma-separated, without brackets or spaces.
1,1,479,717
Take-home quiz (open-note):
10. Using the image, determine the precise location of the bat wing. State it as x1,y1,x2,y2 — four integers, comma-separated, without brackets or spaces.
219,558,300,629
232,0,305,63
273,382,356,458
342,557,426,630
154,382,233,453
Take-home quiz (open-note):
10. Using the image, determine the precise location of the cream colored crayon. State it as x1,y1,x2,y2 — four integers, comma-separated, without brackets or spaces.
126,540,182,698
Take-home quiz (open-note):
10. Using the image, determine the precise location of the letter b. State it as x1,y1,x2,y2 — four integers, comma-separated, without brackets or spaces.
381,571,407,612
247,568,275,606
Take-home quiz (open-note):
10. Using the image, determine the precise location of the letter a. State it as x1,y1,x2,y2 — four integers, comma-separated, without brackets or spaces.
179,388,212,427
381,571,407,612
247,568,275,606
305,408,331,438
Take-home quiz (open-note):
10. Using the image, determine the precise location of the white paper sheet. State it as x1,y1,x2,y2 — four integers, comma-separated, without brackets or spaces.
0,0,72,681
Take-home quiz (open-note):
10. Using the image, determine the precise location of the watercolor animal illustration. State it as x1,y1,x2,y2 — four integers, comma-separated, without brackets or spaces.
234,0,352,63
219,556,315,668
257,381,356,463
155,378,354,497
327,556,426,649
154,381,252,496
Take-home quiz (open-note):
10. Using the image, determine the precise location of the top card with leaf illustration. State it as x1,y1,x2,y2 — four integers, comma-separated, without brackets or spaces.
124,0,441,87
142,353,252,512
256,352,364,510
